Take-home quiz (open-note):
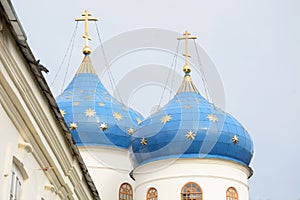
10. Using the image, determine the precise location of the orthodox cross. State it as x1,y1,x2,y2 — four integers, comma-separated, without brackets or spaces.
177,31,197,73
75,10,98,54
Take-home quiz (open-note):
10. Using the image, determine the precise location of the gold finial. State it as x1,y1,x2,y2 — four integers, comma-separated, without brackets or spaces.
177,31,197,74
75,10,98,55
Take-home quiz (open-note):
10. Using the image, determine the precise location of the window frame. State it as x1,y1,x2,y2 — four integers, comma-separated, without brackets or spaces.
146,187,158,200
119,182,133,200
181,182,203,200
10,162,23,200
226,187,239,200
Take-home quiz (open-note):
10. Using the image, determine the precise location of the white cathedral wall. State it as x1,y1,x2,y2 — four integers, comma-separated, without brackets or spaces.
134,158,251,199
79,146,135,200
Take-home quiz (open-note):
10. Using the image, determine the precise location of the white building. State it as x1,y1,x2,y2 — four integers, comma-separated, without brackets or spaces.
0,1,100,199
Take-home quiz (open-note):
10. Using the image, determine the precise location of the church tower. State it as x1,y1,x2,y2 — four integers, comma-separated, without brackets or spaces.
57,11,254,200
56,10,143,199
130,31,253,199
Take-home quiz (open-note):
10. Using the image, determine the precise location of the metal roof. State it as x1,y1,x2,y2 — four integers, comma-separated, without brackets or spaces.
56,55,143,148
131,75,254,169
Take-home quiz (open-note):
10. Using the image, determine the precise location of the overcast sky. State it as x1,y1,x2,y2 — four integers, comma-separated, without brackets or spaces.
11,0,300,199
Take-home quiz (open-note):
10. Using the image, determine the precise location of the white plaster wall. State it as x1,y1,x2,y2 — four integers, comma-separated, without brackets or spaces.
0,22,94,199
79,146,135,200
0,102,57,200
134,158,251,200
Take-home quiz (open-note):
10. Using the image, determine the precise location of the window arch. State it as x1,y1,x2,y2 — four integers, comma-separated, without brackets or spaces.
119,183,133,200
226,187,238,200
181,182,202,200
147,187,158,200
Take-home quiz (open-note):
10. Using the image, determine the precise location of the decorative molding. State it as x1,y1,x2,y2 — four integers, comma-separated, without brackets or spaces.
12,156,28,180
0,14,3,32
18,141,33,153
67,165,75,177
44,184,55,192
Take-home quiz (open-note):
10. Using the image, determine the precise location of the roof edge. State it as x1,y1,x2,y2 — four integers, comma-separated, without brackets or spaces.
0,1,100,199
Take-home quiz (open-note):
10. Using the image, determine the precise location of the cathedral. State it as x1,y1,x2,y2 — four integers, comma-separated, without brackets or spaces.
0,1,253,200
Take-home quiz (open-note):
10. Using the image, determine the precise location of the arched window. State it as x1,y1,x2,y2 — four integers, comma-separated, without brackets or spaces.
119,183,133,200
181,182,202,200
226,187,238,200
147,187,158,200
10,163,23,200
10,156,28,200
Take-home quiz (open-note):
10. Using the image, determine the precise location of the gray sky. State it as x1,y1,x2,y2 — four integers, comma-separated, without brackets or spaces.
11,0,300,199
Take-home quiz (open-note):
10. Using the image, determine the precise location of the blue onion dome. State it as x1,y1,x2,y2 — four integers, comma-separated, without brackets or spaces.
130,71,254,167
56,55,144,148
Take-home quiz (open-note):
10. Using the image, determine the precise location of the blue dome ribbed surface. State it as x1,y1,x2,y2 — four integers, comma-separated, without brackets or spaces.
56,56,143,148
131,75,253,167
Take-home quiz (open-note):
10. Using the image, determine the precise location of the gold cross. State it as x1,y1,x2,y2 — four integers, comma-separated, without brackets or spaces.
75,10,98,54
177,31,197,74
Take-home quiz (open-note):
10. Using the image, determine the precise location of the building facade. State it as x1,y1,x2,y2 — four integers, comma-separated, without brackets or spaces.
0,1,100,199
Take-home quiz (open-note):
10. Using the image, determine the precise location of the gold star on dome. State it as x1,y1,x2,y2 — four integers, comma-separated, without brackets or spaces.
127,128,134,135
100,122,108,131
60,109,66,117
161,114,172,124
232,135,239,144
136,118,142,125
185,130,196,140
140,137,147,146
73,102,80,106
207,114,218,122
85,108,96,117
98,102,105,107
69,122,78,130
184,105,192,109
113,112,123,121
